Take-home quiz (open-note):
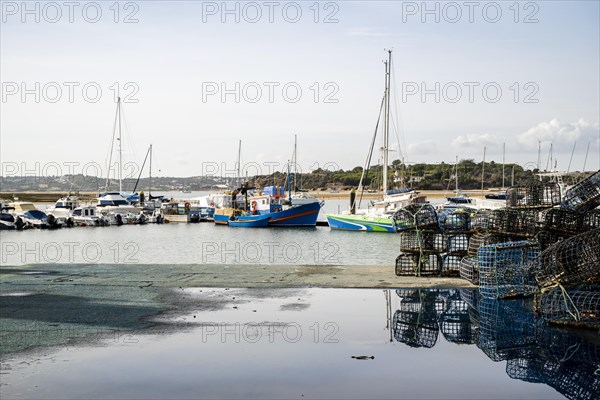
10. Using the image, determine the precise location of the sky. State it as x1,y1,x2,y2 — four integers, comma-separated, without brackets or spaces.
1,0,599,180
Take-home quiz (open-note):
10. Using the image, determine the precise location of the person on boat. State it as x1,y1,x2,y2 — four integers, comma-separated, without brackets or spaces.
251,200,258,215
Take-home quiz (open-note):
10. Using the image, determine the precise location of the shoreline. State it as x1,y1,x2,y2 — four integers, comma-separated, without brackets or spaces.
0,189,498,203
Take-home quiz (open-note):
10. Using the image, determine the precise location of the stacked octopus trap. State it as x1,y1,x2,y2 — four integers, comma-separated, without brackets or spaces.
394,170,600,331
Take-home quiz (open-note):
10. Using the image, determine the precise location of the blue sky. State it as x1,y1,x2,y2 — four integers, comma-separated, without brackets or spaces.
1,1,599,179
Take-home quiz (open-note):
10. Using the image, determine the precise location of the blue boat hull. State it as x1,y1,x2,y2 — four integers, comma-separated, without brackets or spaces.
261,202,321,227
228,215,271,228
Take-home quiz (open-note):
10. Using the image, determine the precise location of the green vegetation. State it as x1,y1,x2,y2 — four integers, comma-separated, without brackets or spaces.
253,159,541,191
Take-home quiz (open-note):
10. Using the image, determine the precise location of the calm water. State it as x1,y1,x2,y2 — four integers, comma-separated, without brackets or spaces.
3,288,596,399
3,199,400,266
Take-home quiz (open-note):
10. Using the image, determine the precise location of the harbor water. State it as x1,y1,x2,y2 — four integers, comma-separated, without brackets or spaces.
2,288,590,399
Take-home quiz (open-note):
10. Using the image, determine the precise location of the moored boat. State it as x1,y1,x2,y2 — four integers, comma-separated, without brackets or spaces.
227,213,271,228
326,50,424,232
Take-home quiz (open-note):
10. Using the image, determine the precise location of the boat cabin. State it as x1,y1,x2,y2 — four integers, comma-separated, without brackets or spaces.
8,202,37,214
97,192,130,207
53,196,80,210
72,207,97,218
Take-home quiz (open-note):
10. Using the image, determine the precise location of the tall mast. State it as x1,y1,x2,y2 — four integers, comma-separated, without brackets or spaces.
583,141,590,172
117,97,123,193
455,155,459,192
502,142,505,189
382,50,391,194
537,140,541,171
149,144,152,195
236,139,241,188
105,98,120,191
481,146,486,198
294,134,298,192
511,165,515,186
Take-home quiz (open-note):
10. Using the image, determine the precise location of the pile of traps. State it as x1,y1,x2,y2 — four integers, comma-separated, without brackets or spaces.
393,170,600,330
394,204,471,277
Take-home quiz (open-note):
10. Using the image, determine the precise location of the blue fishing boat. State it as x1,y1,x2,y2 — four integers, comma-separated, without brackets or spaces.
228,214,271,228
249,194,322,227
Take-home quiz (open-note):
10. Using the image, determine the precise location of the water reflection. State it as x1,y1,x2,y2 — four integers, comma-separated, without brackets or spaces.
391,289,600,400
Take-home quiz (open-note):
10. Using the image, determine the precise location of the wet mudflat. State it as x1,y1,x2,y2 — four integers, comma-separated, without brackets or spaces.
2,287,597,399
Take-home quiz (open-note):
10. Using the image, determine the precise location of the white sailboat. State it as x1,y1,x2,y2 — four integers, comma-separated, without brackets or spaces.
326,50,422,232
96,97,142,224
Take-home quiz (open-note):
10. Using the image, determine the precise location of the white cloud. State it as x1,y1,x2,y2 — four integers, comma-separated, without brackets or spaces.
407,140,437,155
516,118,600,149
451,133,501,148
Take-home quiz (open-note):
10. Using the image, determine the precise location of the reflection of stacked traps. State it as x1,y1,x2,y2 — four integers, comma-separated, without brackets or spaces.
391,289,600,400
395,171,600,331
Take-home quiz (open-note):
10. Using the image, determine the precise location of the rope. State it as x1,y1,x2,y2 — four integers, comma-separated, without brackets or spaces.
558,283,581,322
559,342,580,362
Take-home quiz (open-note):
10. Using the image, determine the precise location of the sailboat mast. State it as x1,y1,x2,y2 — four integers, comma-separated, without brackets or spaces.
149,144,152,195
118,97,123,193
583,141,590,172
237,139,242,188
105,99,120,192
481,146,486,198
455,155,459,192
294,134,298,192
502,142,505,189
511,165,515,186
382,50,392,194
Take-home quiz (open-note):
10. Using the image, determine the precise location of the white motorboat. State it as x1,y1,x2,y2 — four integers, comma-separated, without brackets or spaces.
8,202,56,229
45,195,80,226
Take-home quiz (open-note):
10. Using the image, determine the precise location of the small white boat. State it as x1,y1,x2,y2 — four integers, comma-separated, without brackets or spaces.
1,203,17,230
9,202,55,229
96,192,142,224
70,206,110,226
46,195,80,227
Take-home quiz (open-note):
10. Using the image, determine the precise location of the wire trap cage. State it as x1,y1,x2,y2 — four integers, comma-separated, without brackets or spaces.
537,286,600,330
535,323,600,366
582,209,600,231
447,233,471,255
399,230,445,253
541,208,584,235
459,256,479,284
439,210,471,232
535,228,600,289
506,357,561,385
441,255,464,277
487,208,541,238
506,181,561,208
561,170,600,212
478,240,540,299
395,252,442,276
393,204,439,231
392,290,439,348
438,290,475,344
477,297,538,362
550,360,600,400
471,209,491,232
